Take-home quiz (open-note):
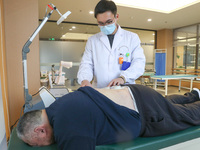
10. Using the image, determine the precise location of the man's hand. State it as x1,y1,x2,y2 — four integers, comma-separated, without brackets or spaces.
81,80,92,87
107,77,125,87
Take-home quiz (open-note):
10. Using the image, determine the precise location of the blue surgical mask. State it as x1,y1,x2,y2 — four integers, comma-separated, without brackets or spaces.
99,23,116,35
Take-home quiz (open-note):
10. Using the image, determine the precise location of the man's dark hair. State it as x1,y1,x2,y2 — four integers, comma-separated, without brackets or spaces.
94,0,117,18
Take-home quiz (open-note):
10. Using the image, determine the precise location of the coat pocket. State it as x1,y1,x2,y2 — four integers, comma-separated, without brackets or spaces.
143,115,169,137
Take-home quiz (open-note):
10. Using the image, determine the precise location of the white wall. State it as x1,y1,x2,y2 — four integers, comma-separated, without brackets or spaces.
0,74,7,150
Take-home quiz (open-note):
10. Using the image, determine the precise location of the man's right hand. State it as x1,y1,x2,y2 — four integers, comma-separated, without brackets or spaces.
81,80,92,87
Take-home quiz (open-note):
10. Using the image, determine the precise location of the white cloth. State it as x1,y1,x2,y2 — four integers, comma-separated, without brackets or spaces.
77,25,146,88
126,86,139,113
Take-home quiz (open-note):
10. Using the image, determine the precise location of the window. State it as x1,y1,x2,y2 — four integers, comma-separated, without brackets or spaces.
174,25,196,40
173,25,199,69
198,24,200,69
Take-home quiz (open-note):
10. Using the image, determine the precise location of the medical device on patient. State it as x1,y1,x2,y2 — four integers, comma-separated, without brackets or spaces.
22,3,71,113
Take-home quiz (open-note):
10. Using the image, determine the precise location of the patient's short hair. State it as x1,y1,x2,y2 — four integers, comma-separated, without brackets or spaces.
16,110,42,140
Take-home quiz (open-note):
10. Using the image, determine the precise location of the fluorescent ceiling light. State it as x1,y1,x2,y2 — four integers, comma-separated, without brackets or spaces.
177,36,186,39
60,33,93,40
177,38,196,42
113,0,200,13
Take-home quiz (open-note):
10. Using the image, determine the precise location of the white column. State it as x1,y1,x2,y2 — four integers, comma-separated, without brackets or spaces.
165,79,168,96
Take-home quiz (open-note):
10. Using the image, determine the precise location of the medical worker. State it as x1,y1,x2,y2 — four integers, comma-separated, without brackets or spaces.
77,0,145,88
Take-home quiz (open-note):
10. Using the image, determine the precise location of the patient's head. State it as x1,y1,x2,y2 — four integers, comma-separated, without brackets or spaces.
16,110,54,147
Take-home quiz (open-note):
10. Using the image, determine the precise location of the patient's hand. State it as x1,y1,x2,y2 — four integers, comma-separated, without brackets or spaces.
107,78,124,87
81,80,92,87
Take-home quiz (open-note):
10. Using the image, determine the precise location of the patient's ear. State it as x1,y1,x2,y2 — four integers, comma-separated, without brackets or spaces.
34,125,47,137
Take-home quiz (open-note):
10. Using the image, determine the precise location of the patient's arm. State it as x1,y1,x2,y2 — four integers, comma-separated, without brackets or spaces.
95,87,135,111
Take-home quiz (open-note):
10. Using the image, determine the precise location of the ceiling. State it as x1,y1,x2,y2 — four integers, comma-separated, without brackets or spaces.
38,0,200,40
39,0,200,30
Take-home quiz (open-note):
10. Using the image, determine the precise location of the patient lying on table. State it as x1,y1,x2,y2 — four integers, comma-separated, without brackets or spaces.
16,84,200,150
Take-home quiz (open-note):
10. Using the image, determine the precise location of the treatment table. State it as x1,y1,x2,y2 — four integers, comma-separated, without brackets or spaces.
151,74,197,95
8,126,200,150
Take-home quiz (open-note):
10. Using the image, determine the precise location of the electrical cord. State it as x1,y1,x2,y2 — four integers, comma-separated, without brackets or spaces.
10,104,25,132
32,88,44,97
7,104,23,145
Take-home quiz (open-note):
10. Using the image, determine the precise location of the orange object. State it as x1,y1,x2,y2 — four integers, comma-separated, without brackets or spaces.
119,57,123,64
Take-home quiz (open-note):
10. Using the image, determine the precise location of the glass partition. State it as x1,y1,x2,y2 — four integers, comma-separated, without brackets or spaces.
174,25,197,40
199,24,200,69
173,24,199,70
199,46,200,69
174,38,196,67
199,24,200,37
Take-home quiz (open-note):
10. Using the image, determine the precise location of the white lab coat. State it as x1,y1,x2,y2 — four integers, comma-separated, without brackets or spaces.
77,25,146,88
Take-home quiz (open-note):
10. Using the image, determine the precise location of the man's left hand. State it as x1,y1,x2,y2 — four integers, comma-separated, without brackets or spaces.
107,77,125,87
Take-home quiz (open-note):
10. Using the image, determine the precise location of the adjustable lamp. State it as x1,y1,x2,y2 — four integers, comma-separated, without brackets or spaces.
22,3,71,113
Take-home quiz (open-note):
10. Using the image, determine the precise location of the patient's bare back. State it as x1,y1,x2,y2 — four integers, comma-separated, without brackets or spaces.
95,87,135,110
